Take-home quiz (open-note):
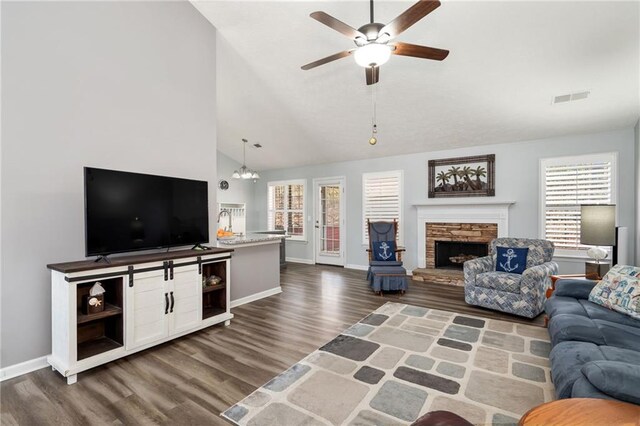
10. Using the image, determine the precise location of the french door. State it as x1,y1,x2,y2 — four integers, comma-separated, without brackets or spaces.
313,177,346,266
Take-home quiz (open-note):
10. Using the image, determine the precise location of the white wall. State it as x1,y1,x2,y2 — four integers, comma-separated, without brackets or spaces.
1,2,217,368
635,119,640,266
216,151,259,231
255,128,637,274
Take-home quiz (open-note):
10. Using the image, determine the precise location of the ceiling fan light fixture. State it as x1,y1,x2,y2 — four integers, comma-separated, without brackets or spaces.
354,43,391,67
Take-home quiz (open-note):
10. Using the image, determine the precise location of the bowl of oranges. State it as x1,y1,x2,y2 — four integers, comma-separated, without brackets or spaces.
217,228,235,240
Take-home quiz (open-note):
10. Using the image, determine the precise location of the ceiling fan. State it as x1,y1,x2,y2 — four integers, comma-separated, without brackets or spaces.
301,0,449,85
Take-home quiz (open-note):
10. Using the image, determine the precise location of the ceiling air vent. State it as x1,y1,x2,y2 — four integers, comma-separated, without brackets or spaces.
553,91,590,105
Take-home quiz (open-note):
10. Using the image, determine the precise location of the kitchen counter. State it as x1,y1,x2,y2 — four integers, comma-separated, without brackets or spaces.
216,233,285,305
216,233,287,248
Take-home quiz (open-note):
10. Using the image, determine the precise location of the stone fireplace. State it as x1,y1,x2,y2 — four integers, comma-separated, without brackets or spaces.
413,201,513,286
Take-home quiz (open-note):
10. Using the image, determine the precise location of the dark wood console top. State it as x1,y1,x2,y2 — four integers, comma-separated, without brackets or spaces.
47,248,233,274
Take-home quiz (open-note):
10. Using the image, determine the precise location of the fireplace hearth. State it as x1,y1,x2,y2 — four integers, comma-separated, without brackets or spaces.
435,241,488,270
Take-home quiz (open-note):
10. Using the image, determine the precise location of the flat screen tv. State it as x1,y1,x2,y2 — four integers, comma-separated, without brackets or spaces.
84,167,209,256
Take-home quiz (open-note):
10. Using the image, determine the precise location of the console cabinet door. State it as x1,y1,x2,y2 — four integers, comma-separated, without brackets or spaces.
168,265,202,336
126,269,169,350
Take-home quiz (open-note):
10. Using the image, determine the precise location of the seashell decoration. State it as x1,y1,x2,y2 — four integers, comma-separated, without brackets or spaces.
88,297,102,307
587,247,608,261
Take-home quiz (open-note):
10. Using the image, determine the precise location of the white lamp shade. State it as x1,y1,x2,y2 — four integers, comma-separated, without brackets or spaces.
231,170,241,179
354,44,392,67
580,204,616,246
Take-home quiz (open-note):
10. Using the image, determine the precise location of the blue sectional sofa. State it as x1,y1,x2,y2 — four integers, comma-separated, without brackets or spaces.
545,279,640,405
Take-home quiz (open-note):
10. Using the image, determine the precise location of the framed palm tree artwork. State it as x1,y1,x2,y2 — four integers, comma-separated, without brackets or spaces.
428,154,495,198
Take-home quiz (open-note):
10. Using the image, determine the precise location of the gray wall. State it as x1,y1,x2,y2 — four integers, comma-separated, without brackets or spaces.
636,119,640,265
216,151,259,231
1,2,217,368
255,128,637,274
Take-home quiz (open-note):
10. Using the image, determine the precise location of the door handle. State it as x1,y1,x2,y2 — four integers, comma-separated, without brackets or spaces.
164,292,169,314
169,291,175,313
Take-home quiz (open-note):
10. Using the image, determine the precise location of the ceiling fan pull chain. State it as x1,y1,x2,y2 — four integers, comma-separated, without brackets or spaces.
369,83,378,146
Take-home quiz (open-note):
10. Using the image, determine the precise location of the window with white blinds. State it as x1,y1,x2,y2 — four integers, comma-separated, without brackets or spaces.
268,179,306,241
362,171,403,244
541,153,616,254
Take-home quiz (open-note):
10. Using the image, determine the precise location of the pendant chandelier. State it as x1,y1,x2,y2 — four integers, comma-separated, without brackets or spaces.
232,138,260,180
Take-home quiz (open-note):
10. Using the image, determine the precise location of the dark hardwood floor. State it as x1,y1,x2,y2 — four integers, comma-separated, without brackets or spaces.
0,263,544,425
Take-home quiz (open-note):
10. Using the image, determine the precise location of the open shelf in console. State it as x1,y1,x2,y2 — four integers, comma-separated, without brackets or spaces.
76,277,123,360
201,261,227,320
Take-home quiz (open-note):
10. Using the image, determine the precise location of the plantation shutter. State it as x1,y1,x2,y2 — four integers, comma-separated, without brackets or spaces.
543,154,615,251
363,171,403,244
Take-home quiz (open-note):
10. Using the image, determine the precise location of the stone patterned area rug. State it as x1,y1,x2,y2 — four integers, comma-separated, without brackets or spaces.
222,303,555,425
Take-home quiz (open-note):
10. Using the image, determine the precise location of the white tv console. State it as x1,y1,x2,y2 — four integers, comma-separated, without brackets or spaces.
47,248,234,384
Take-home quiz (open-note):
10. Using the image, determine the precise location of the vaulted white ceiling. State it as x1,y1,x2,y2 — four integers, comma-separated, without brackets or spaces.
192,1,640,171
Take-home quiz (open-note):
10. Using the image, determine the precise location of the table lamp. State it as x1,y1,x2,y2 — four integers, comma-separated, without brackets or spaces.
580,204,616,278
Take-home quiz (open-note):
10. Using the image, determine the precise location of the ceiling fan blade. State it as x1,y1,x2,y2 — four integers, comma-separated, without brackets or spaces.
301,50,353,70
310,11,366,40
379,0,441,39
365,66,379,85
392,41,449,61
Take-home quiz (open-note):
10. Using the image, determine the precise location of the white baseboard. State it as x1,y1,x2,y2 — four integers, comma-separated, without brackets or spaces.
230,286,282,308
285,257,314,265
0,355,49,382
345,264,369,271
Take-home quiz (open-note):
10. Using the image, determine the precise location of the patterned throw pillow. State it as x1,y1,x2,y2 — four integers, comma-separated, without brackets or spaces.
372,241,397,261
589,265,640,320
495,246,528,275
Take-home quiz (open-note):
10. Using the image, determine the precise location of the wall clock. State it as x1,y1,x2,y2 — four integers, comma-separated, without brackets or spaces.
218,180,229,191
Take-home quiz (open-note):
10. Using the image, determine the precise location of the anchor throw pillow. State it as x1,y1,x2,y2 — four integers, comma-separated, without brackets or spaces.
495,246,528,275
372,240,397,262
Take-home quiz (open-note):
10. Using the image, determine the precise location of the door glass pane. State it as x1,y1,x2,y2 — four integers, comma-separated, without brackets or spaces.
320,185,340,254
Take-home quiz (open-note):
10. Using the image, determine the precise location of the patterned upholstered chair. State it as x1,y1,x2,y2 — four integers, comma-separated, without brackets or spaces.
464,238,558,318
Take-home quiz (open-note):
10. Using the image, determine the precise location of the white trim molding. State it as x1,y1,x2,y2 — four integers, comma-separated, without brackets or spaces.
414,201,515,269
230,287,282,308
285,257,314,264
345,264,369,271
0,356,49,382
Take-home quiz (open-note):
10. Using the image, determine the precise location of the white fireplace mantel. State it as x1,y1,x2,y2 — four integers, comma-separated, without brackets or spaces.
414,201,515,269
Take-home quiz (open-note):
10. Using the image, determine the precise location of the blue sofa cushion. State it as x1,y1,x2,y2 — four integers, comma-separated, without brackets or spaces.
371,240,397,261
549,314,640,351
545,296,589,319
554,279,597,299
548,314,607,347
549,341,605,399
599,345,640,364
571,376,617,400
582,361,640,405
476,271,521,293
592,319,640,352
495,246,528,274
545,294,640,327
580,300,640,328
